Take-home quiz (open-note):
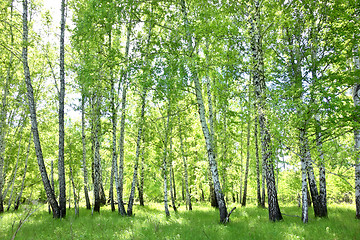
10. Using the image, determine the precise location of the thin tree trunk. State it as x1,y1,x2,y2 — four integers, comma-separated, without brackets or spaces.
353,22,360,217
179,119,192,210
137,140,145,206
116,20,132,216
7,123,24,211
172,164,176,201
255,113,262,207
93,96,101,213
354,83,360,219
22,0,60,218
181,0,228,223
239,126,243,205
127,90,146,216
49,160,54,214
70,166,79,217
169,138,177,212
58,0,67,218
81,93,91,210
162,102,171,217
242,98,251,207
109,50,117,211
300,128,308,223
303,133,322,217
250,0,282,221
316,115,327,217
14,132,31,211
68,172,71,209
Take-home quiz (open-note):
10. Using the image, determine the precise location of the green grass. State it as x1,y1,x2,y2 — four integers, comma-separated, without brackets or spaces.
1,202,359,240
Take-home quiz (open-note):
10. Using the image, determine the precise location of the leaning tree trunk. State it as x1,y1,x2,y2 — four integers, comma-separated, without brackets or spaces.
181,0,228,223
127,90,146,216
58,0,67,218
22,0,60,218
179,118,192,210
250,0,282,221
300,128,308,223
81,93,91,210
14,132,31,210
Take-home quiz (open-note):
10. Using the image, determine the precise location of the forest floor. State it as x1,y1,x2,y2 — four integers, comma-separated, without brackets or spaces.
0,202,359,240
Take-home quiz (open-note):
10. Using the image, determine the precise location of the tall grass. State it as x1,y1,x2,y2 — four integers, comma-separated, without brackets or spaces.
1,202,359,240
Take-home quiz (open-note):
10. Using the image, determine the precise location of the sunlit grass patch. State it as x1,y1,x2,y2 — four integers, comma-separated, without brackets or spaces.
1,203,359,240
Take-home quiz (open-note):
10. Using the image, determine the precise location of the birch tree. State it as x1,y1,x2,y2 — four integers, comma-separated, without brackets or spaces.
250,0,282,221
58,0,67,218
22,0,60,218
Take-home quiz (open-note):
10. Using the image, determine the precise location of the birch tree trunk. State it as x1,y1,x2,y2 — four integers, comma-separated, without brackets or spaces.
169,138,177,212
49,160,54,214
250,0,282,221
22,0,60,218
93,96,102,213
14,132,31,211
255,114,262,207
81,93,91,210
315,116,327,217
137,141,145,206
303,134,322,218
353,82,360,219
58,0,67,218
300,128,308,223
109,35,117,211
162,103,171,217
181,0,228,223
116,20,132,216
179,118,192,210
242,93,251,206
127,90,146,216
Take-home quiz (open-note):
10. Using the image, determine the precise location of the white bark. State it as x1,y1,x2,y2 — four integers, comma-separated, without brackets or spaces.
117,20,132,216
300,128,308,223
162,103,171,217
181,0,228,223
353,82,360,219
81,93,91,209
22,0,60,218
250,0,282,221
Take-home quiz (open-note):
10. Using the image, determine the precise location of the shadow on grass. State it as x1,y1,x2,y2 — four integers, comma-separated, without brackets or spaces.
1,203,359,240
